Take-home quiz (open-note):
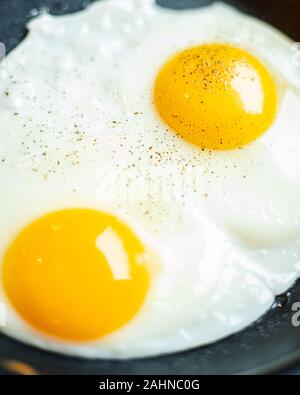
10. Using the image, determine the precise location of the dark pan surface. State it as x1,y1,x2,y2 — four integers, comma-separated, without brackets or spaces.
1,0,300,375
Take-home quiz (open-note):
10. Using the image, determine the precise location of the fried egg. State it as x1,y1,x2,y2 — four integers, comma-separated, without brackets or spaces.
0,0,299,359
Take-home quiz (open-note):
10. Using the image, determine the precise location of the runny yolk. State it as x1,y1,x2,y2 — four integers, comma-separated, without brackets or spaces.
2,209,150,341
154,44,277,150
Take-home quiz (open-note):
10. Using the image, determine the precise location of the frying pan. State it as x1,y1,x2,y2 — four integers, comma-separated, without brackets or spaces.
0,0,300,375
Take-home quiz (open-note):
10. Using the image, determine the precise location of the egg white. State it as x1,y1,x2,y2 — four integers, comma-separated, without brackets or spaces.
0,0,298,359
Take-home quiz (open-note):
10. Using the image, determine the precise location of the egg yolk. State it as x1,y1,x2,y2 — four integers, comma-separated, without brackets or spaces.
2,209,150,341
154,44,277,150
